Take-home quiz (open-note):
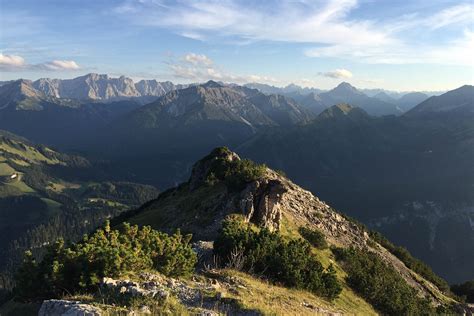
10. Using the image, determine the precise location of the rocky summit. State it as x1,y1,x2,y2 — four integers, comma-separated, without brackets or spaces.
118,148,465,312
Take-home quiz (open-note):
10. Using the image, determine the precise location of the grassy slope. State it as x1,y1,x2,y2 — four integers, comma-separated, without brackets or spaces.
126,184,379,314
0,139,60,166
0,137,60,197
127,183,229,239
0,134,159,275
218,269,376,315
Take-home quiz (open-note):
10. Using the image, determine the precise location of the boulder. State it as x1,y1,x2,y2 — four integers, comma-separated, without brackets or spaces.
38,299,101,316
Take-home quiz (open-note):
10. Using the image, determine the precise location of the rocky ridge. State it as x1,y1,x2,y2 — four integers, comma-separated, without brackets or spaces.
127,148,455,307
17,74,183,102
38,299,102,316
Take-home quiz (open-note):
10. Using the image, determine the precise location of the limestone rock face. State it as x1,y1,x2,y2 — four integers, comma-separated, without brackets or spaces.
240,179,287,231
38,299,102,316
31,74,180,101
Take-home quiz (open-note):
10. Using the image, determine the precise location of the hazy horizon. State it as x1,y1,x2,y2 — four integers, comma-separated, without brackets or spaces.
0,71,463,94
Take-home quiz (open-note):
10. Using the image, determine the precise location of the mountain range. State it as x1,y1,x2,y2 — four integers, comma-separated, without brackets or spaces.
0,74,472,285
317,82,403,116
248,81,431,115
2,73,186,104
1,73,435,116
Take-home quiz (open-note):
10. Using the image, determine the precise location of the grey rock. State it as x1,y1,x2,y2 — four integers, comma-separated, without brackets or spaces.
241,179,287,231
38,299,101,316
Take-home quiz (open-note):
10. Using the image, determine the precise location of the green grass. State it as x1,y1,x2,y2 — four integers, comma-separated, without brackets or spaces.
0,140,61,166
47,181,81,193
0,185,23,197
128,183,228,236
86,198,126,207
218,269,377,315
0,163,16,176
271,215,379,315
7,180,35,194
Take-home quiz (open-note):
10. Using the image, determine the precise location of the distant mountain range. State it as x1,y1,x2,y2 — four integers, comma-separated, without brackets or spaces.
247,81,433,115
0,79,142,147
2,73,187,104
317,82,402,116
1,73,439,116
244,82,323,100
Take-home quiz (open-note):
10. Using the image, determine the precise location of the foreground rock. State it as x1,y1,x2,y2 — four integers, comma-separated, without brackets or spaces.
100,273,260,315
38,299,101,316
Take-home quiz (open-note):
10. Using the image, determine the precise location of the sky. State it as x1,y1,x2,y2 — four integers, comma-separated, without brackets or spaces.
0,0,473,91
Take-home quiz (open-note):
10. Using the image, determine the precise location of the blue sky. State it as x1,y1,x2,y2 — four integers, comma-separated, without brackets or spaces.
0,0,473,91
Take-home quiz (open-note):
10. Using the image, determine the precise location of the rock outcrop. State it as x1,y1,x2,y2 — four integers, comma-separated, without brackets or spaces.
99,273,260,316
38,299,102,316
240,179,287,231
188,148,287,231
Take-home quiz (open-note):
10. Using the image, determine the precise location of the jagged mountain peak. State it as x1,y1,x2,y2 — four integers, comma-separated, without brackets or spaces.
80,73,110,80
28,74,178,101
317,103,369,120
0,79,45,110
305,91,322,99
318,82,401,116
373,91,396,103
331,82,363,95
202,80,224,88
283,83,300,90
17,80,43,98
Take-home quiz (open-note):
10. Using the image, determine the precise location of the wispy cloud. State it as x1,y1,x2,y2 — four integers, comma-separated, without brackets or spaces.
0,53,80,71
183,53,213,66
114,0,474,66
320,68,353,79
39,60,80,71
305,29,474,66
114,0,390,46
168,52,278,84
423,4,473,30
0,53,25,68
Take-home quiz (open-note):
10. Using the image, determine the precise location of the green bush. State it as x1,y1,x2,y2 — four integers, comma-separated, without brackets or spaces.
333,247,435,315
369,231,450,293
451,280,474,303
214,217,342,300
202,147,266,190
14,221,196,300
299,227,328,249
